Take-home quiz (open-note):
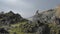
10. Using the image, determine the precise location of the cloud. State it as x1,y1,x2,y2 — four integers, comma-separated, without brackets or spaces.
0,0,34,9
0,0,35,18
0,0,60,18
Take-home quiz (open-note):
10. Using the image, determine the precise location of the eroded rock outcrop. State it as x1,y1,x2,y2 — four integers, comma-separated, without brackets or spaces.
0,11,25,26
22,6,60,34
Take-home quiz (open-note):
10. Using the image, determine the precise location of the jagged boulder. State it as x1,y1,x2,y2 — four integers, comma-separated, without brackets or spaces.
36,25,50,34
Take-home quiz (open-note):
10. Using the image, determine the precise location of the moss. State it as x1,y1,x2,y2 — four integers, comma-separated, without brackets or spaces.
7,21,31,34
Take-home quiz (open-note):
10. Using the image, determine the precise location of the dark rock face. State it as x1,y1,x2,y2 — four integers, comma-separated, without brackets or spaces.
36,25,50,34
0,11,23,25
43,25,50,34
55,18,60,24
0,28,9,34
13,32,16,34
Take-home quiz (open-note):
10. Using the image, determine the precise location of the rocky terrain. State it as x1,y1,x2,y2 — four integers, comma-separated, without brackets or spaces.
0,11,23,25
0,6,60,34
0,11,28,34
21,6,60,34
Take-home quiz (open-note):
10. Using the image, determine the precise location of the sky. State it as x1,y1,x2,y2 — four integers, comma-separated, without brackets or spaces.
0,0,60,18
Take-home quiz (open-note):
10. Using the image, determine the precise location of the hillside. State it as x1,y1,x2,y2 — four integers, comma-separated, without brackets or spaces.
0,6,60,34
21,6,60,34
0,11,24,25
0,11,28,34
